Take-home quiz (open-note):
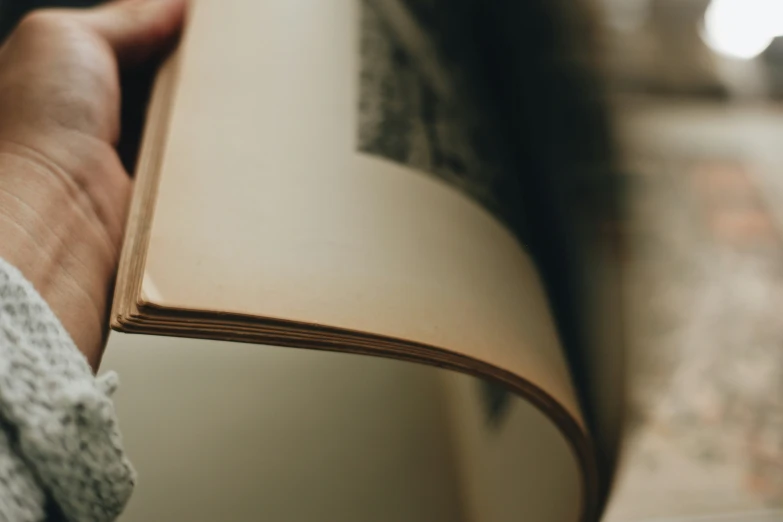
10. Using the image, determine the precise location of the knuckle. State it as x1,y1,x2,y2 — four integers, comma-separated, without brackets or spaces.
16,8,74,35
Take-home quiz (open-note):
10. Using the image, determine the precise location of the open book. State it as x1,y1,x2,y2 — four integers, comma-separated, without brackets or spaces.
111,1,623,520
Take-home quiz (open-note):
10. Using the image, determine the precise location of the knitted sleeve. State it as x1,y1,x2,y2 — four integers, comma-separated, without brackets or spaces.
0,257,135,521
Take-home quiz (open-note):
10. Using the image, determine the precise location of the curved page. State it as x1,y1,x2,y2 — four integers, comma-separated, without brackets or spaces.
137,1,593,520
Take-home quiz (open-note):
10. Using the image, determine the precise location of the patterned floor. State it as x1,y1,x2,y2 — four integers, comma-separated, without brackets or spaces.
605,98,783,521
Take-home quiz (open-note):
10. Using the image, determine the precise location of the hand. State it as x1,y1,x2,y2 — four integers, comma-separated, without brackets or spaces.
0,0,186,369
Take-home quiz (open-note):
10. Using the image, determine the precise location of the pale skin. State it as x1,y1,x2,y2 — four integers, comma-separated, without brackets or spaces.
0,0,186,370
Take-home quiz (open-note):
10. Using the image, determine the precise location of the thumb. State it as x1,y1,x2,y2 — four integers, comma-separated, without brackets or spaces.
80,0,187,66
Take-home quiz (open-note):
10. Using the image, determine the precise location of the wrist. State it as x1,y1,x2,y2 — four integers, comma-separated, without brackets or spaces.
0,138,129,368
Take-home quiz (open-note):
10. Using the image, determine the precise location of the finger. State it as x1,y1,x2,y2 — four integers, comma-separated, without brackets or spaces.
79,0,187,66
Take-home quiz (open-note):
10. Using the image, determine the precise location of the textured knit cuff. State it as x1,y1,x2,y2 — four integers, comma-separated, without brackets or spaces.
0,257,135,521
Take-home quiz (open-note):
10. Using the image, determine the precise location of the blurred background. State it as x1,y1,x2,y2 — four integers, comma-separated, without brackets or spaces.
1,0,783,520
602,0,783,98
596,0,783,520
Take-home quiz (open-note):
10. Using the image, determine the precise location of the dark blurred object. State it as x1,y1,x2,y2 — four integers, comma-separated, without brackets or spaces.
603,0,722,98
115,62,157,174
761,38,783,96
602,0,783,100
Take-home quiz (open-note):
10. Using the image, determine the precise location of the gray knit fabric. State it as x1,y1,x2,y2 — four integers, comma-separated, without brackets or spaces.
0,257,134,521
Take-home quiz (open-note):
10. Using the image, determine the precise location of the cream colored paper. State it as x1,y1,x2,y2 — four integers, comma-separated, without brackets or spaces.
137,2,589,518
145,0,582,425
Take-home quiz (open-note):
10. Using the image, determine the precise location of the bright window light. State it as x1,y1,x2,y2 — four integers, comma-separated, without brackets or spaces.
702,0,781,60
